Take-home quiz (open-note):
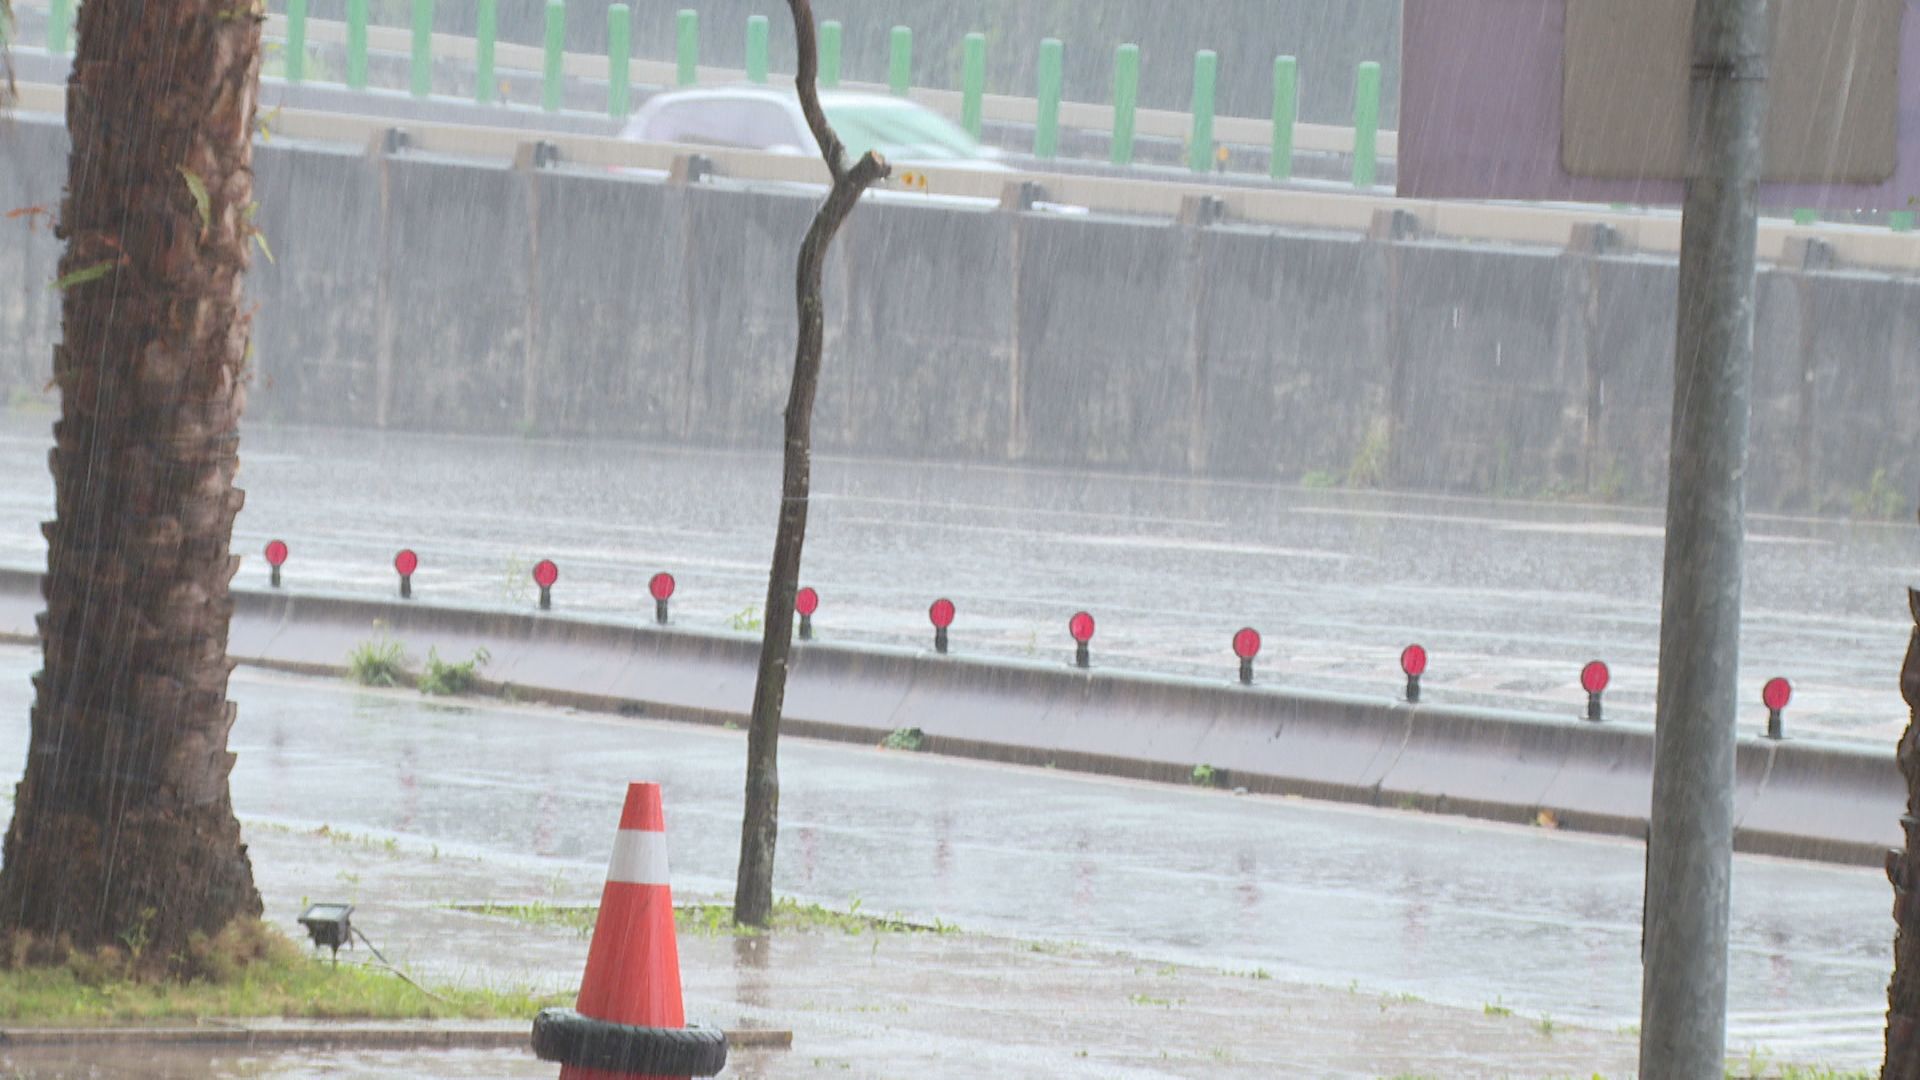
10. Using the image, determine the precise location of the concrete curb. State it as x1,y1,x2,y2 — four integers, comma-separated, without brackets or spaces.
0,568,1897,866
0,1022,792,1052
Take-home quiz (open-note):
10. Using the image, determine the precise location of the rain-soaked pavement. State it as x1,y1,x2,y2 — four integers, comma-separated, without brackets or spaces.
0,646,1890,1074
0,414,1910,744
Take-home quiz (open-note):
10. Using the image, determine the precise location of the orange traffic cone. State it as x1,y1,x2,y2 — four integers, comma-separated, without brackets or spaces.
532,783,727,1079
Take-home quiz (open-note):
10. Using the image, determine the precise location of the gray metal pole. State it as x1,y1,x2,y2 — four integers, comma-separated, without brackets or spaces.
1639,1,1771,1077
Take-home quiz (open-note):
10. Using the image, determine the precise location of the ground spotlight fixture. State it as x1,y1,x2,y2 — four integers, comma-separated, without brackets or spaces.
297,902,354,963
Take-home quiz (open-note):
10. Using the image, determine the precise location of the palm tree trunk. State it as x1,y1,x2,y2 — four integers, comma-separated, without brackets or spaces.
1887,587,1920,1078
0,0,263,963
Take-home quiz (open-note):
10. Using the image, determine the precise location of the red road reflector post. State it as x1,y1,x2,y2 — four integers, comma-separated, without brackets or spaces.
533,559,559,611
1069,611,1095,669
1401,644,1428,704
530,782,728,1078
264,539,288,589
1581,660,1610,723
649,572,675,625
1233,627,1261,686
929,598,955,654
1763,677,1792,740
394,548,418,600
795,587,818,641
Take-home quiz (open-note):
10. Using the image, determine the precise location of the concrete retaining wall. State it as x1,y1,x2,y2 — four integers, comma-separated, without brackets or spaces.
0,569,1894,865
3,113,1916,514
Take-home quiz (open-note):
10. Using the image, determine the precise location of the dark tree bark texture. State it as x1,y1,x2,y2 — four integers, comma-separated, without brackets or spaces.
733,0,888,929
0,0,264,963
1887,583,1920,1078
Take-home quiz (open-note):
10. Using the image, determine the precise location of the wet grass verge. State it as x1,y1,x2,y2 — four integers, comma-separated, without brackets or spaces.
450,898,959,939
0,921,566,1024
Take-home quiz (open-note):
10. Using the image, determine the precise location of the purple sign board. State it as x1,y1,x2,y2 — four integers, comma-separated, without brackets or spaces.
1398,0,1920,208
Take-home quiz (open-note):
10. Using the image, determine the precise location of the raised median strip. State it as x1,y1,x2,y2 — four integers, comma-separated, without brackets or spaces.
7,77,1915,272
0,568,1894,866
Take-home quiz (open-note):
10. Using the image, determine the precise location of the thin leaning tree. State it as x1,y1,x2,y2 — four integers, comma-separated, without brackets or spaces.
0,0,265,964
734,0,889,928
1887,569,1920,1078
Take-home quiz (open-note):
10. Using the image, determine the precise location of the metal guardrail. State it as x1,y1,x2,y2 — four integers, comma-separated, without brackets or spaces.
8,78,1919,274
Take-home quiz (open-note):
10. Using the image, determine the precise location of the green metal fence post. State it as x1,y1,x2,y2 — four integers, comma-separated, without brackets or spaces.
410,0,434,98
542,1,565,112
285,0,309,84
1352,60,1381,188
47,0,69,54
814,20,837,86
608,4,631,117
1111,44,1139,166
1189,50,1218,173
346,0,368,90
474,0,496,102
745,15,769,83
819,20,843,87
889,26,912,96
1270,55,1297,181
1035,38,1063,159
961,32,986,139
676,9,698,86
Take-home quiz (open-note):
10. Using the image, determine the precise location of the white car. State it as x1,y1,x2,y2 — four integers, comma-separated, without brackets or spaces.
621,86,1009,171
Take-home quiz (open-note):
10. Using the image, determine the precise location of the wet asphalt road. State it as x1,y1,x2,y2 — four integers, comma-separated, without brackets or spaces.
0,647,1888,1067
0,414,1910,744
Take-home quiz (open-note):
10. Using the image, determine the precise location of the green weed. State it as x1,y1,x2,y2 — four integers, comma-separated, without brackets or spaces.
1849,467,1909,521
1190,764,1218,788
1346,420,1392,489
346,630,407,687
882,727,925,752
728,605,764,632
418,647,490,696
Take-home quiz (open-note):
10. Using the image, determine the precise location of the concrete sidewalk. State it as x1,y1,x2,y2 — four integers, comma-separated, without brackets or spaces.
1,821,1650,1079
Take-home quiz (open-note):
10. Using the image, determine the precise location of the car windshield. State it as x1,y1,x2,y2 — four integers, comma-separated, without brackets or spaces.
821,103,983,162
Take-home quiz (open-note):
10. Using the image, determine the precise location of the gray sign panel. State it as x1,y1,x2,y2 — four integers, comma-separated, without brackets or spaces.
1400,0,1920,207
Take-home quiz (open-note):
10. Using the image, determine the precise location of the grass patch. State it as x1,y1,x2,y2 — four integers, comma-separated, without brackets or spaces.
418,647,490,696
0,921,563,1024
728,605,764,633
453,897,958,939
346,630,407,688
1724,1050,1873,1080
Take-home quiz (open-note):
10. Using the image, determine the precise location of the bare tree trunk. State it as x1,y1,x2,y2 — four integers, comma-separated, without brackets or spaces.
733,0,888,929
0,0,264,966
1,0,14,107
1886,582,1920,1078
